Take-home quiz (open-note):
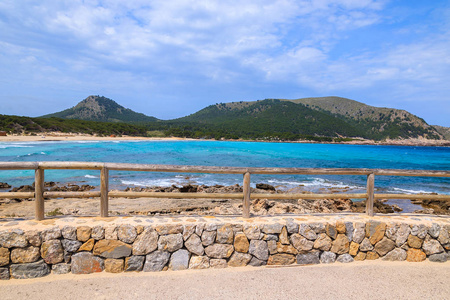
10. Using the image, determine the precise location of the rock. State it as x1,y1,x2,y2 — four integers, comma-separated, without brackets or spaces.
256,183,275,191
267,240,277,254
422,238,444,255
52,263,71,274
0,247,10,266
325,224,337,239
299,224,317,240
407,235,423,249
117,225,137,244
25,231,41,247
345,222,354,242
406,248,426,262
11,246,40,264
105,226,118,240
41,227,61,242
366,251,379,260
249,257,267,266
263,234,278,241
91,226,105,240
354,252,366,261
330,234,350,254
297,252,320,265
183,225,196,241
437,226,449,245
286,220,299,234
234,233,250,253
428,252,448,263
135,225,144,235
395,224,411,247
320,251,336,264
76,226,92,242
0,229,27,248
411,224,427,239
310,223,326,234
61,239,82,252
366,221,386,245
262,223,283,234
155,224,183,235
210,259,227,268
216,224,234,244
143,251,170,272
374,237,395,256
291,234,314,252
337,254,354,263
383,248,407,261
125,256,145,272
267,254,295,265
10,260,50,279
352,222,365,244
158,233,183,252
359,238,374,251
189,256,210,269
93,240,132,258
201,230,216,246
0,267,9,280
385,223,399,241
205,244,234,259
276,242,298,255
185,234,204,256
228,252,252,267
132,228,158,255
243,224,261,240
41,240,64,264
279,226,289,245
336,220,346,234
78,238,95,252
195,223,205,237
249,240,269,260
105,258,124,273
349,242,359,256
71,252,104,274
428,223,440,239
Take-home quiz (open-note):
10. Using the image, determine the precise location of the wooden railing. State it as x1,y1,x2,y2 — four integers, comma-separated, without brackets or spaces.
0,162,449,220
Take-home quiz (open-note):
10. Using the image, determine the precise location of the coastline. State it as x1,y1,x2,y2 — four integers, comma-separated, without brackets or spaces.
1,133,449,147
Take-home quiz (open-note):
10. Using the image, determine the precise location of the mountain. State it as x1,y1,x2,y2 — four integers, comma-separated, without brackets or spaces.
172,97,442,140
42,95,158,123
434,125,450,140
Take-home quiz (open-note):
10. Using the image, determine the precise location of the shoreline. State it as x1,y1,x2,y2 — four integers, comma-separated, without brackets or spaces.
1,133,449,147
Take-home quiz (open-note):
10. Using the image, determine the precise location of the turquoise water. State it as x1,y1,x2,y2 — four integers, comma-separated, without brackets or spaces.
0,140,449,195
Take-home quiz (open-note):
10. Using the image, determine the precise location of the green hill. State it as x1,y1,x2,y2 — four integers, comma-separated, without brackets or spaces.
42,95,158,123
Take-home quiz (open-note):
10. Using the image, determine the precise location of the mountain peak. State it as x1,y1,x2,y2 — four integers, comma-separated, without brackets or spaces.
42,95,157,123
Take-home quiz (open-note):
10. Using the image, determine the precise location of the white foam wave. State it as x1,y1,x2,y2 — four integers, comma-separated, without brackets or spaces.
391,187,432,194
267,178,361,190
85,175,98,179
0,144,34,149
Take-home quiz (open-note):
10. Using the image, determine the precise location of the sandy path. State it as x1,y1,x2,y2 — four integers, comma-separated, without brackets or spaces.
1,261,449,300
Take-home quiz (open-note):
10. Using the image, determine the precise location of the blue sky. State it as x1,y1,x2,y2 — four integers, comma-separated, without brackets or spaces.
1,0,449,126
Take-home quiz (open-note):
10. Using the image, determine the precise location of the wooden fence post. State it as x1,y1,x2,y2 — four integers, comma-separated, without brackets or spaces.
35,168,45,220
366,173,375,216
243,172,251,218
100,166,109,217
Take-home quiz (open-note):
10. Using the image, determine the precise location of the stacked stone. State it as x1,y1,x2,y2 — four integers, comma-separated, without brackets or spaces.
0,220,448,280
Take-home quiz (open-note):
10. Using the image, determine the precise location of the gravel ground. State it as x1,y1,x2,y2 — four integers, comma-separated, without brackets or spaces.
1,260,449,300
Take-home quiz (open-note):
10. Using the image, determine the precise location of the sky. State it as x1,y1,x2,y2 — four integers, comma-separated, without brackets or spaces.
1,0,449,126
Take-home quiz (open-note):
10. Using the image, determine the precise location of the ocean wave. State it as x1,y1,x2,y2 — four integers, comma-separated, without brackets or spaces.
267,178,362,190
85,175,98,179
391,187,433,194
0,144,34,149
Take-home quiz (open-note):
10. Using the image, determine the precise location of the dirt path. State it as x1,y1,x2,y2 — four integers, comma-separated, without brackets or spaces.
1,261,449,300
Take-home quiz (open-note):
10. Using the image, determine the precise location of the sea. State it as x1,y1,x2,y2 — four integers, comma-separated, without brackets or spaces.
0,140,449,211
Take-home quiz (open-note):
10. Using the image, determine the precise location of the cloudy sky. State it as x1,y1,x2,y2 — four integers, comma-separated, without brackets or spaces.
1,0,449,125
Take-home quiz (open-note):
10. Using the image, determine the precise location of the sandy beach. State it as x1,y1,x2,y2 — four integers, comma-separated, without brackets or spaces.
1,260,448,300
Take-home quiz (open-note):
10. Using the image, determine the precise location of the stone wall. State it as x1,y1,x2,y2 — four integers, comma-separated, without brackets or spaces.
0,218,449,280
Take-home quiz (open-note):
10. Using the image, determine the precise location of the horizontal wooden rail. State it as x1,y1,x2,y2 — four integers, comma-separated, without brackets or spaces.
0,161,448,220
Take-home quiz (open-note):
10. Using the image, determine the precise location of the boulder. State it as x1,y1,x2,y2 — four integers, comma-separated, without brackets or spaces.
210,258,227,268
336,220,346,234
11,246,40,264
201,230,216,246
345,222,354,242
385,223,399,241
330,234,350,254
279,227,289,245
169,249,190,271
228,252,252,267
354,252,366,261
310,223,326,234
286,219,299,234
428,223,440,239
61,239,82,252
154,224,183,235
0,229,27,248
25,231,41,247
10,260,50,279
290,234,313,252
0,247,10,266
267,254,295,265
422,239,444,255
407,235,423,249
132,228,158,255
143,251,170,272
366,251,379,260
428,252,448,263
352,222,365,244
359,238,374,251
195,223,205,237
234,233,250,253
158,233,183,252
366,221,386,245
276,242,298,255
52,263,71,274
336,254,354,263
406,248,426,262
243,224,261,240
349,242,359,256
216,224,234,244
0,267,9,280
93,240,132,258
105,226,118,240
325,224,337,240
105,258,124,273
299,224,317,240
76,226,92,242
262,223,283,234
183,225,196,241
411,224,427,239
249,257,267,266
189,256,210,269
71,252,104,274
297,252,320,265
395,224,411,247
117,225,137,244
125,256,145,272
374,237,395,257
320,251,336,264
382,248,407,261
185,234,205,256
91,226,105,240
248,240,268,261
78,238,95,252
205,244,234,259
41,240,64,264
41,227,61,242
62,226,77,240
